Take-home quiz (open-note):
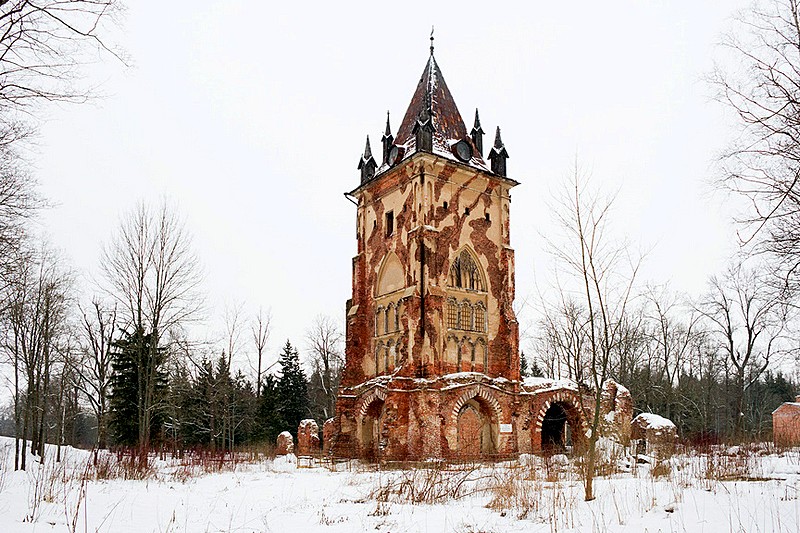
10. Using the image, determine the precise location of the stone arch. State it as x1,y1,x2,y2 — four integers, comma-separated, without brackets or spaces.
375,307,384,336
458,337,473,372
374,342,383,376
529,390,588,453
450,386,502,426
446,335,459,366
449,386,502,457
475,338,487,372
448,246,486,292
357,388,387,462
357,387,388,419
386,303,395,333
376,252,404,296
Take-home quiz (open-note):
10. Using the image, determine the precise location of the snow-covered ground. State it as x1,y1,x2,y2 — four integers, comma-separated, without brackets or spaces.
0,436,798,532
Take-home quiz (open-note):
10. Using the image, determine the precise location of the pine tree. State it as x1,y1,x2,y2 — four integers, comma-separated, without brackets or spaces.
108,328,168,447
276,340,308,438
257,374,283,443
520,351,529,378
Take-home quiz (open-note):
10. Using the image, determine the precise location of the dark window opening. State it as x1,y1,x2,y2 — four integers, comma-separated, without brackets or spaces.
443,201,449,210
464,207,470,215
485,213,491,222
386,211,394,237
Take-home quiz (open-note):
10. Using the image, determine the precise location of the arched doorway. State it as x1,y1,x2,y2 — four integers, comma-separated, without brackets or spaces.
360,399,385,462
456,398,497,458
540,401,582,454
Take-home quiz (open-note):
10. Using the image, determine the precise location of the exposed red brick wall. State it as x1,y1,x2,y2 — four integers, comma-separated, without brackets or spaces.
773,403,800,446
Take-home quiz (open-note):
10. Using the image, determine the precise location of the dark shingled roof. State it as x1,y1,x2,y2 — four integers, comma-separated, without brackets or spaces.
393,53,488,170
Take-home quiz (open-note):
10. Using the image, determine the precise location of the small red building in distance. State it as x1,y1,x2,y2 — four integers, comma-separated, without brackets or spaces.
773,395,800,446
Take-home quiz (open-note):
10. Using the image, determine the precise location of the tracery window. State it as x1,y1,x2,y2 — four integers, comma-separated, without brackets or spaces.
447,298,458,329
448,249,485,292
461,301,473,331
474,303,486,332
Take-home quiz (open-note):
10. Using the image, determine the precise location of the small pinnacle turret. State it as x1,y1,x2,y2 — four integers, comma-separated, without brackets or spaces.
413,106,434,153
471,109,484,157
488,126,509,177
382,111,394,165
358,136,377,183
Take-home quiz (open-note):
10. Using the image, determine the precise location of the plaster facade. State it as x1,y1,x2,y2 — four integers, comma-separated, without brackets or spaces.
328,50,630,462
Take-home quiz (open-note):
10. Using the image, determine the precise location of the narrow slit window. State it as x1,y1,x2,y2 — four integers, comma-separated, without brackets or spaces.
386,211,394,237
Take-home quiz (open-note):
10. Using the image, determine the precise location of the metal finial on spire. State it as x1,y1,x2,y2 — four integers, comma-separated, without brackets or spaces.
430,26,434,55
384,111,391,136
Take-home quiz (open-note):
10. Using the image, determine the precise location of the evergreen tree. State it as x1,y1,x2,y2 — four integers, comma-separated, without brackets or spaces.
256,374,283,443
108,328,168,447
276,340,308,437
520,351,529,378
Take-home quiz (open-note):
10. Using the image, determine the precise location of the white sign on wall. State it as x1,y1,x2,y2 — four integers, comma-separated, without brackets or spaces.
499,423,513,433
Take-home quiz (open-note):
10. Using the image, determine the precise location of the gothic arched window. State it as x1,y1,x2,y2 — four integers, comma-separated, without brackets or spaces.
375,307,383,336
460,301,473,331
448,249,485,292
447,298,458,329
475,302,486,332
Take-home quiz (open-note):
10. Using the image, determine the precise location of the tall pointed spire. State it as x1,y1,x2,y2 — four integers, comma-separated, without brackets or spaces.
488,126,509,177
381,111,394,165
471,108,484,157
394,53,471,160
358,135,377,183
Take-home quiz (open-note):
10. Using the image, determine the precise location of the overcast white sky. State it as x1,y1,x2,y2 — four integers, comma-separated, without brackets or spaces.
31,1,753,370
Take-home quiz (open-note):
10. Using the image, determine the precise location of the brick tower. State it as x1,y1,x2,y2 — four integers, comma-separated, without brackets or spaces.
328,46,617,461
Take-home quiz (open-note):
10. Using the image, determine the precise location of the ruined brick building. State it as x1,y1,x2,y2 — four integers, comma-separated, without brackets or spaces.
328,45,630,461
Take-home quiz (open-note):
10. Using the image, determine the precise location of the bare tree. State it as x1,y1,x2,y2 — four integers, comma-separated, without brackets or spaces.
1,242,72,469
543,165,642,501
72,298,116,449
305,314,343,423
0,1,124,109
711,0,800,281
223,301,244,367
251,307,271,398
101,201,201,460
697,261,793,436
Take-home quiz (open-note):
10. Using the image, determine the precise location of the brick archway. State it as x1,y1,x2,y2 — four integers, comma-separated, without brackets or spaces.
528,390,588,453
450,386,502,425
448,385,502,458
356,387,387,462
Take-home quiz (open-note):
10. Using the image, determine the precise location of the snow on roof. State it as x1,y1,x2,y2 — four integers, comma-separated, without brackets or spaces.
521,376,579,392
772,402,800,414
633,413,676,430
